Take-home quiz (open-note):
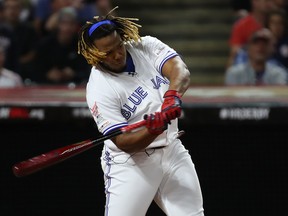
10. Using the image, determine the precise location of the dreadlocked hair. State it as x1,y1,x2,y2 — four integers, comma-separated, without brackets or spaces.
78,6,141,67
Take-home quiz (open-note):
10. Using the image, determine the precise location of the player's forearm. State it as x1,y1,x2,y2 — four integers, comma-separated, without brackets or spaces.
162,56,191,96
168,64,190,96
111,128,159,153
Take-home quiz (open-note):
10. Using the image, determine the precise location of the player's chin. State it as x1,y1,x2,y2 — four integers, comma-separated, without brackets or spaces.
112,64,126,73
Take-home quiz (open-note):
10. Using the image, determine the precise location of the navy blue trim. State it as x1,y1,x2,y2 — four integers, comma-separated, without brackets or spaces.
104,150,112,216
123,52,135,72
103,122,128,135
159,53,178,75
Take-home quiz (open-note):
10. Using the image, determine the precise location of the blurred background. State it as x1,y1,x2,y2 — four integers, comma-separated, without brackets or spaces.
114,0,233,85
1,0,288,216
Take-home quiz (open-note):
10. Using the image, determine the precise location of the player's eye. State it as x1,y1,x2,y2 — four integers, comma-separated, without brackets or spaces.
105,48,114,56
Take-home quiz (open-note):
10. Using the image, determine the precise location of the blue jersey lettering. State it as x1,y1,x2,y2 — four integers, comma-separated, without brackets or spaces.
151,75,169,89
121,86,148,120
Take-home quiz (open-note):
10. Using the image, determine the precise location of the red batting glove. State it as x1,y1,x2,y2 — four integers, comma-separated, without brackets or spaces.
144,112,168,135
161,90,182,122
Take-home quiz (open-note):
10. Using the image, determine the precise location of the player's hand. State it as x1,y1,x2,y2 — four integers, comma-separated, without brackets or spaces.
161,90,182,122
144,112,169,135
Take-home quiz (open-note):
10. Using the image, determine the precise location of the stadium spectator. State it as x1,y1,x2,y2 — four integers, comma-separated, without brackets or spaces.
28,6,90,85
2,0,38,78
225,28,287,85
0,46,23,88
33,0,71,36
71,0,112,25
0,1,4,21
266,9,288,69
227,0,274,67
271,0,288,13
235,9,288,67
232,9,288,67
0,17,18,71
33,0,111,37
16,0,35,23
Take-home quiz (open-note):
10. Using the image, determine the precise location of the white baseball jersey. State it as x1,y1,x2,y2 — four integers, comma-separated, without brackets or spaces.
86,35,204,216
86,36,179,151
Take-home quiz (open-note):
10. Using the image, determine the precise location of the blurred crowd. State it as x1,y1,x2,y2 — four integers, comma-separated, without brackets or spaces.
0,0,112,88
226,0,288,85
0,0,287,88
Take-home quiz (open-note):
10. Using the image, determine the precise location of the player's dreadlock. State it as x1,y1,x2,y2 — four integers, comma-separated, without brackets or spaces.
78,6,141,67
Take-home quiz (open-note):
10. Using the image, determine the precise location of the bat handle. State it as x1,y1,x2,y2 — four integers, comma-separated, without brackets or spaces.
121,120,146,133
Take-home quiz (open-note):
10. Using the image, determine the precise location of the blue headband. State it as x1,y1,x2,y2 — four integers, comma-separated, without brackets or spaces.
88,20,115,36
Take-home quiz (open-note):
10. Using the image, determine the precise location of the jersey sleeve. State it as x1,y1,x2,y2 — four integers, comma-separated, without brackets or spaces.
86,71,128,135
141,36,178,75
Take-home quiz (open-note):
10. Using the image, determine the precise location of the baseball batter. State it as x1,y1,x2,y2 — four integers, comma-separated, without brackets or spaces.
78,7,204,216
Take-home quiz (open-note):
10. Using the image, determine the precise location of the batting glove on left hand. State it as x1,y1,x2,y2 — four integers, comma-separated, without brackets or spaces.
144,112,169,135
161,90,182,122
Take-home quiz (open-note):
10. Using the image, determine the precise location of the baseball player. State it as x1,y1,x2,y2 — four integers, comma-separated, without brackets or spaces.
78,7,204,216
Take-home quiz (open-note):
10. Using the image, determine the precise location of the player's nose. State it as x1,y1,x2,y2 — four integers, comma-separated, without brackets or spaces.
114,51,124,60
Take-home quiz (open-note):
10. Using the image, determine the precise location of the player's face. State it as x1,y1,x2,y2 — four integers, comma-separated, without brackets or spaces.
93,31,127,73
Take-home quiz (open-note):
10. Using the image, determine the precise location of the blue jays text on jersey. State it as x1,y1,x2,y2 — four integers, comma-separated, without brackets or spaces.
120,75,169,120
121,86,148,120
151,75,169,89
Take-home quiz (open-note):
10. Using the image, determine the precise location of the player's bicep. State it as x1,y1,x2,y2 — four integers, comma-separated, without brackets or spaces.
161,55,189,81
161,56,191,95
142,36,178,75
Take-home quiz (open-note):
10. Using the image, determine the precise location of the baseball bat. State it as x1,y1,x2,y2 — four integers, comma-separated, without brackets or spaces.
12,120,146,177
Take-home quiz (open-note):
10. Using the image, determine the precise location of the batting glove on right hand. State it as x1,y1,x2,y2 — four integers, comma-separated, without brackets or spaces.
144,112,169,135
161,90,182,122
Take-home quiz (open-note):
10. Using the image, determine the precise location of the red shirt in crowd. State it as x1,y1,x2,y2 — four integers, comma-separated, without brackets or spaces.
229,14,263,47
